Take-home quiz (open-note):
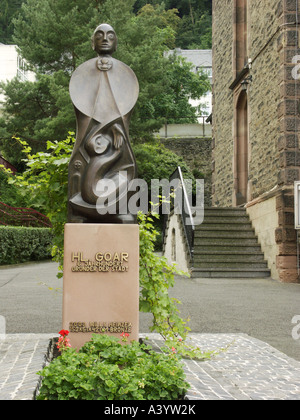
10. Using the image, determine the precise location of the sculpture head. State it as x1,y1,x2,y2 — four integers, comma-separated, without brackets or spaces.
92,23,118,55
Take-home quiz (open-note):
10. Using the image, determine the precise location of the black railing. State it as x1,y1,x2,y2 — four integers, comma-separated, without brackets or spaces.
160,115,212,138
168,167,195,262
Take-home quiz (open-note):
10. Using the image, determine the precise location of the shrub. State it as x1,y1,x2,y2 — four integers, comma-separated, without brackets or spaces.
132,141,194,189
0,165,29,207
0,226,52,265
37,334,189,400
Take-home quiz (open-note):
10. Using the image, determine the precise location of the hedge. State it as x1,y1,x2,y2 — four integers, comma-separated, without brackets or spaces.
0,226,53,265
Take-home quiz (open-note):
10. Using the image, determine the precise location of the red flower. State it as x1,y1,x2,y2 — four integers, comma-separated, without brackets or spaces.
59,329,69,337
120,332,130,342
57,330,72,353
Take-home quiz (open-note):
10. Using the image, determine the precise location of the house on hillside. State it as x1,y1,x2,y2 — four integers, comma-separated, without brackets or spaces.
211,0,300,282
156,49,212,139
0,43,35,105
0,44,35,169
166,48,212,116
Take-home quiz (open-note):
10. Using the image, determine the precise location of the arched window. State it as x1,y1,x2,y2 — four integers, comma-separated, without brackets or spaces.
235,91,248,205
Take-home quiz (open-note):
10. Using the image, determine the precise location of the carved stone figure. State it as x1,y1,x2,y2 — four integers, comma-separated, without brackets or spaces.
68,23,139,223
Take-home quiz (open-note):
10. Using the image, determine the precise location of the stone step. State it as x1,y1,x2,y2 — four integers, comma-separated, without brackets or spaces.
195,219,253,232
195,226,256,239
193,250,265,261
194,232,258,242
191,268,271,279
200,215,251,224
194,244,263,252
194,260,269,269
203,208,247,217
173,206,272,279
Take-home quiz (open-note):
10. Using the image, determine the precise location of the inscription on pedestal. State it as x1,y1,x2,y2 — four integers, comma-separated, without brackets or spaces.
69,322,132,334
70,251,129,272
63,224,139,349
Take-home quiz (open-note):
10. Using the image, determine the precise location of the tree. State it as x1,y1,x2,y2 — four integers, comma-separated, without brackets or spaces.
133,0,212,49
149,54,211,123
133,141,194,188
0,0,23,43
0,72,73,170
12,0,127,73
176,9,212,49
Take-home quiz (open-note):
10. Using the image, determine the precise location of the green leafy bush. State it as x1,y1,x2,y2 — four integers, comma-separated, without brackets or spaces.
0,165,29,207
37,334,189,400
133,141,194,187
0,226,52,265
9,135,73,270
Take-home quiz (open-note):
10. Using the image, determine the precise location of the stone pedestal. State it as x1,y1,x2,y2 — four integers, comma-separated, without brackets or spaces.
62,224,139,349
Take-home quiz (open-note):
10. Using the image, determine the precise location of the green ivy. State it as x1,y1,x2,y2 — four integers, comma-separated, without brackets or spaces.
139,210,215,360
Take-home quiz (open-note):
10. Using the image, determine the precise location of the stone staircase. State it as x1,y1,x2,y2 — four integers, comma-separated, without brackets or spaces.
191,207,271,278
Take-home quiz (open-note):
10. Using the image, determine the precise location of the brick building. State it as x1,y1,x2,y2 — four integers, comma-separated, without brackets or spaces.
211,0,300,282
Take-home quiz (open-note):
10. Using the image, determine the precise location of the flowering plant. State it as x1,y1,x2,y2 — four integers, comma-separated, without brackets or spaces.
120,332,130,343
57,329,71,353
38,334,189,400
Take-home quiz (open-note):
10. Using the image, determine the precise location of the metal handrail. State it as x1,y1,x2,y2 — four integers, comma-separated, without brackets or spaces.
160,115,211,138
168,167,195,262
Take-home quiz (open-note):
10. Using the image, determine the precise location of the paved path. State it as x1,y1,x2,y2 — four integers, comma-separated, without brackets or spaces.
0,334,54,400
0,261,300,400
1,261,300,361
144,334,300,400
1,333,300,400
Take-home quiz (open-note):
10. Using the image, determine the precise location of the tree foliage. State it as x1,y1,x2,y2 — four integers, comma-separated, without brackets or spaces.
134,0,212,49
0,165,28,206
1,0,212,49
12,0,130,73
0,0,23,44
133,141,194,185
0,72,74,169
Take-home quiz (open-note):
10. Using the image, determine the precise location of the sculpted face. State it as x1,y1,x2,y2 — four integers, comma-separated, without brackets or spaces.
93,24,117,55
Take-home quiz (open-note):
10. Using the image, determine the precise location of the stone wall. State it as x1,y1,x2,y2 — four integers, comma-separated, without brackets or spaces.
212,0,300,202
212,0,283,205
211,0,235,206
246,194,280,280
161,137,212,206
212,0,300,282
247,0,281,199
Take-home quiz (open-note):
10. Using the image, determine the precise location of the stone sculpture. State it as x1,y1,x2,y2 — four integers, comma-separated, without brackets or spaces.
68,23,139,223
